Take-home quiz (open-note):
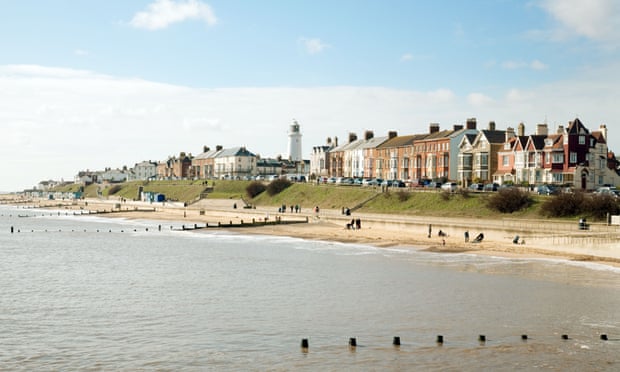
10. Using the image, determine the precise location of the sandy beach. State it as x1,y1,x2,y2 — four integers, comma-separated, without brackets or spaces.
6,196,620,267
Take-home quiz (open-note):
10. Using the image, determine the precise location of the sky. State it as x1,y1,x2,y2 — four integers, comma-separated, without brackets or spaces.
2,0,620,191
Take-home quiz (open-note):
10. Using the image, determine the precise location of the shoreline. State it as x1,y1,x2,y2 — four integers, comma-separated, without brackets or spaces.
4,197,620,268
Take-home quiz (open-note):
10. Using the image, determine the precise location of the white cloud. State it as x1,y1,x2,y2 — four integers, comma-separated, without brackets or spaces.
400,53,413,62
530,60,548,70
130,0,217,30
539,0,620,42
428,89,456,103
299,38,329,55
2,63,620,191
74,49,89,56
467,93,494,106
500,60,547,70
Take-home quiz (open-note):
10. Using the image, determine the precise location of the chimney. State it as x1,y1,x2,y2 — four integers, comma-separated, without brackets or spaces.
203,145,210,153
488,121,496,131
180,152,186,158
326,137,332,145
334,136,339,146
557,125,564,134
505,127,515,142
216,145,223,151
600,124,607,140
518,122,525,136
453,124,464,131
348,132,358,143
429,123,440,134
466,118,477,130
388,131,398,139
364,130,374,140
535,124,548,136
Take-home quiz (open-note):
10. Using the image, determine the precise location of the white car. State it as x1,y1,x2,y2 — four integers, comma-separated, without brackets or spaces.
441,182,458,192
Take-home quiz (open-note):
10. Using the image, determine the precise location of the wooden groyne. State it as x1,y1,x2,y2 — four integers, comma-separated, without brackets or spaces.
14,207,157,217
175,216,309,231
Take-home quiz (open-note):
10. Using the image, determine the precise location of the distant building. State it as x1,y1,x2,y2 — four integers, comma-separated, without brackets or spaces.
213,146,256,179
288,119,303,162
310,137,336,179
128,161,158,181
157,152,193,179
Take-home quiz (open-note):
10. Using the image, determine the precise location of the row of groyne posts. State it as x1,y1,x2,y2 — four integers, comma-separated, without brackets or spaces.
7,215,309,234
300,333,614,351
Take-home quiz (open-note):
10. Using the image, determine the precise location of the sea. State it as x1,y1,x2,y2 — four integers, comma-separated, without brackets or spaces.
1,204,619,371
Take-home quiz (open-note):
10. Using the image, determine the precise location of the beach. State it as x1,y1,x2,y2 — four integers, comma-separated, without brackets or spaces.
7,196,620,267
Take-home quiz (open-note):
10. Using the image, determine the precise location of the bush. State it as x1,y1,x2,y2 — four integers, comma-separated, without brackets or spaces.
440,191,451,201
396,190,410,202
246,181,266,198
540,191,585,217
457,188,470,198
487,187,532,213
266,178,292,196
587,194,620,219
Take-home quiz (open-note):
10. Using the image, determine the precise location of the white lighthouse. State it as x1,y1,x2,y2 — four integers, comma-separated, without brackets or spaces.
288,119,302,162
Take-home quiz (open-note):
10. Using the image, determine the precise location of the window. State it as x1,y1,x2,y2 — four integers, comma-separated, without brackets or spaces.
503,155,509,166
579,135,585,145
552,153,563,163
480,153,488,167
570,152,577,163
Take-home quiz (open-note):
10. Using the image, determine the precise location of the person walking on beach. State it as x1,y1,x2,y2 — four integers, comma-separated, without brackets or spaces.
464,230,469,243
428,224,432,238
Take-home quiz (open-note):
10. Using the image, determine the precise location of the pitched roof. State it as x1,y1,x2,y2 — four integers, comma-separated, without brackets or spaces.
217,146,256,157
480,130,507,144
359,136,389,149
567,118,589,135
377,134,419,149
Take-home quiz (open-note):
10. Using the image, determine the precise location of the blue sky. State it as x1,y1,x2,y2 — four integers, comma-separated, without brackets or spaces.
1,0,620,191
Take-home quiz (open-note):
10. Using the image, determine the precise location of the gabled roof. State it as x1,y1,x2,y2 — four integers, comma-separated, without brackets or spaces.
543,134,563,150
567,118,589,135
527,135,546,151
217,146,256,158
591,131,606,145
514,136,529,150
479,130,507,144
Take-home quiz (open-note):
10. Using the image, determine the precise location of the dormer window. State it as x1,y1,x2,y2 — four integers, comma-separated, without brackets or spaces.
504,142,511,150
579,135,585,145
545,139,553,146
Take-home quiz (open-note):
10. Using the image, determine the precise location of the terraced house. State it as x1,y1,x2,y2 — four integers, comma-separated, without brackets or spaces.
494,118,619,190
457,121,506,187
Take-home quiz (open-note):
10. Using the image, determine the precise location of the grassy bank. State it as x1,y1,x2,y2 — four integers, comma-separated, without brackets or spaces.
53,181,552,220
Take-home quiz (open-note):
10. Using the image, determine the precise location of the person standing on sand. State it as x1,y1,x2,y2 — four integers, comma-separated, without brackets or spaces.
428,224,432,238
464,230,469,242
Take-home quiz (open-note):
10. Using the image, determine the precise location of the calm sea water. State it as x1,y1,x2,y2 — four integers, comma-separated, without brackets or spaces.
1,205,619,371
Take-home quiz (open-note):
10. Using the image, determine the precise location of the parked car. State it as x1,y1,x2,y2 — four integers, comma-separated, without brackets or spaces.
426,181,442,189
468,183,483,191
536,184,558,195
595,186,619,197
483,183,499,192
362,178,378,186
441,182,458,192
